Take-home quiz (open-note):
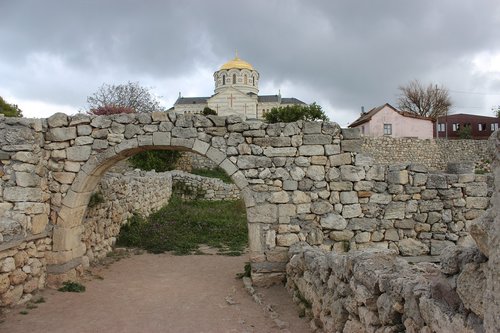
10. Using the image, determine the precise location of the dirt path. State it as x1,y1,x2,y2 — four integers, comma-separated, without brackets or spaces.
0,252,312,333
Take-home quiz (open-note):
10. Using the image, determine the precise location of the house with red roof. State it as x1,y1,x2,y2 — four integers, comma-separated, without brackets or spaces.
348,103,434,139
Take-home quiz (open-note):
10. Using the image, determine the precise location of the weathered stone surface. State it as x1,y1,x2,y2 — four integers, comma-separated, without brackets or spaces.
340,165,365,181
311,201,333,215
66,146,92,162
247,204,278,223
398,238,429,256
320,212,347,230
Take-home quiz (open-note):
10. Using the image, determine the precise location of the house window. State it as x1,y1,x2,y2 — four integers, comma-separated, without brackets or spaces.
452,123,460,132
383,123,392,135
438,123,446,132
478,123,487,131
492,123,499,131
232,74,236,84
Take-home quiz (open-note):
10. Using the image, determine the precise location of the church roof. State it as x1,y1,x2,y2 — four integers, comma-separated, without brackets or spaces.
220,56,254,70
258,95,306,104
175,97,209,105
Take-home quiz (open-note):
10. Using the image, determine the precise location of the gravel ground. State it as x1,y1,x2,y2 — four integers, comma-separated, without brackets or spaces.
0,252,312,333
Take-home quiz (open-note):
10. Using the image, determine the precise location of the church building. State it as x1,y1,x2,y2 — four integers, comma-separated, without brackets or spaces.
172,54,306,119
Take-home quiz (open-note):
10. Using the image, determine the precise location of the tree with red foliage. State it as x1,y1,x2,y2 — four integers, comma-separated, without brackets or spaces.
86,81,165,115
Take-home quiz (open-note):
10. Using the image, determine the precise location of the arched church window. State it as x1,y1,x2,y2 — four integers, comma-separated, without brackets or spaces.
244,74,248,85
233,74,236,85
222,75,226,85
252,76,255,86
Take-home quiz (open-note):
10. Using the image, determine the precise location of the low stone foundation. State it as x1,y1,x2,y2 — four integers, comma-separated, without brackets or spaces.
286,243,486,332
170,170,240,201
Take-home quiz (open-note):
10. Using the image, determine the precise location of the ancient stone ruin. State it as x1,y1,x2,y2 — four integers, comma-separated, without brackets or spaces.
0,112,498,331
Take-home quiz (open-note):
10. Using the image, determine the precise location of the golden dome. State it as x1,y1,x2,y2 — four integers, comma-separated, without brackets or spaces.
220,56,254,70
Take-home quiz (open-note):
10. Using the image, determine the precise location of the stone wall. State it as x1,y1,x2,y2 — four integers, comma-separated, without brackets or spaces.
175,152,218,172
82,170,172,264
361,137,493,171
286,243,486,332
170,170,240,201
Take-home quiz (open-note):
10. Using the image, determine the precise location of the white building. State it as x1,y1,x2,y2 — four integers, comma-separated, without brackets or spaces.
172,55,305,119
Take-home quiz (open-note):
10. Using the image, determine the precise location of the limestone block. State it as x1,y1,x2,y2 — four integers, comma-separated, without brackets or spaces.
52,172,76,184
292,191,311,204
342,204,362,218
219,159,237,176
303,121,322,134
306,228,324,245
340,165,365,181
276,233,299,246
47,127,77,142
306,165,325,181
47,113,69,127
311,201,333,215
151,132,170,146
370,193,392,204
341,139,362,152
326,167,340,181
320,212,347,230
66,145,91,162
387,170,409,185
247,204,277,223
347,218,378,231
31,214,48,234
269,191,289,204
298,145,324,156
465,183,488,197
340,191,358,204
430,240,455,256
52,225,85,251
355,232,371,243
330,181,353,191
12,151,39,164
75,136,94,146
398,238,429,256
465,197,489,209
384,229,399,241
9,268,28,285
1,257,15,273
366,165,386,181
3,187,44,202
325,144,341,155
426,174,448,189
329,153,352,166
238,155,272,169
303,134,332,145
0,274,10,294
262,147,296,158
0,284,23,306
341,128,361,139
15,172,40,187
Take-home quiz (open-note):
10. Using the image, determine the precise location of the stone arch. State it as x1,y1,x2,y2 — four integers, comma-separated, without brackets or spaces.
48,124,253,284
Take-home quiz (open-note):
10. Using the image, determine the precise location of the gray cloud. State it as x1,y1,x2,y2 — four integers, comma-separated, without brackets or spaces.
1,0,499,121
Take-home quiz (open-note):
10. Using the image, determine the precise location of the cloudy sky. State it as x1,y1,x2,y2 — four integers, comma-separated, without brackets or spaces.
1,0,499,126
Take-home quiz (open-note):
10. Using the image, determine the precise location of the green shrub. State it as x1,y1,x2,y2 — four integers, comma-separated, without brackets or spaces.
88,191,104,207
264,102,328,123
58,281,86,292
128,150,181,172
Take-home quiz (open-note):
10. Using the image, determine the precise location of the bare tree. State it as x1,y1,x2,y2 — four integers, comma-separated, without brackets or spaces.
397,80,452,119
86,81,166,114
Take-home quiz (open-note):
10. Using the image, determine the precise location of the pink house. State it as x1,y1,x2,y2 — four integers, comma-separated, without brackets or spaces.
348,103,434,139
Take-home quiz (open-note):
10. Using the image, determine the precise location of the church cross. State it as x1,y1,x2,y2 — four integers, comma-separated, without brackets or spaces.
227,94,235,108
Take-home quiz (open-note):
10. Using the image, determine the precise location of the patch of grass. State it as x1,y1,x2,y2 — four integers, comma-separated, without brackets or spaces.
33,296,45,304
116,195,248,255
236,262,252,279
88,191,105,208
58,281,86,293
19,310,29,315
191,167,233,184
26,303,38,309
